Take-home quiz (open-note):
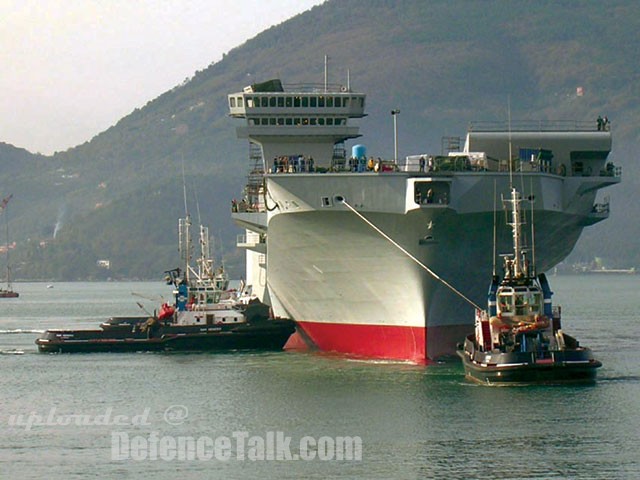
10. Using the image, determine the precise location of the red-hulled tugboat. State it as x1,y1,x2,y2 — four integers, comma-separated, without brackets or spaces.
457,188,601,384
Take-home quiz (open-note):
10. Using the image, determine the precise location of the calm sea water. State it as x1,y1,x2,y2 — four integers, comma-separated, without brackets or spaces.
1,276,639,479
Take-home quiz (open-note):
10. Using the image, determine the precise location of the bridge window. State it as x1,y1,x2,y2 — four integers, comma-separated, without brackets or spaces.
294,96,301,107
261,97,268,107
318,96,325,107
286,97,292,107
310,97,317,107
327,97,333,107
277,97,284,107
302,97,308,107
269,97,276,107
414,181,450,205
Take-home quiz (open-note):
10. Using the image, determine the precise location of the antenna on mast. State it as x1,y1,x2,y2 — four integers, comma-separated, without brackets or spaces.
530,179,536,274
324,54,328,93
492,180,497,276
507,95,513,188
181,153,188,217
193,180,202,226
179,154,192,282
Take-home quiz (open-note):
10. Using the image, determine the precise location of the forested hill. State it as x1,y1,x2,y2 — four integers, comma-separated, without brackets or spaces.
2,0,639,280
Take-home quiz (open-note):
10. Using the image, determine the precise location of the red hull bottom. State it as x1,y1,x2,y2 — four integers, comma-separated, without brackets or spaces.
284,321,473,365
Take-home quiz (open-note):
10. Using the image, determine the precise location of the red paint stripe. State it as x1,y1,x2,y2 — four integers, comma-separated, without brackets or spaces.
293,321,427,364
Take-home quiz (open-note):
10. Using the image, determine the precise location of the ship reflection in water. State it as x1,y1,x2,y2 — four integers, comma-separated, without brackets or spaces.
1,277,639,479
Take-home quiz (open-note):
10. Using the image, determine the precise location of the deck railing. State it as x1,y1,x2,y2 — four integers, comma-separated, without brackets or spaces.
468,120,610,132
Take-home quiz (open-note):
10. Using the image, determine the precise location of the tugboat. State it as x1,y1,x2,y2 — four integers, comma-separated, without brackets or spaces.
457,188,602,384
36,216,295,353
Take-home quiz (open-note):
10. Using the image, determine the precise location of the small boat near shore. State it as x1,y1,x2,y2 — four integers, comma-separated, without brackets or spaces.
36,216,295,353
0,286,18,299
1,194,18,298
457,188,601,384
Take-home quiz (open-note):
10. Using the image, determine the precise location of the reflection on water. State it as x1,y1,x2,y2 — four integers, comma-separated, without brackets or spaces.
1,277,639,479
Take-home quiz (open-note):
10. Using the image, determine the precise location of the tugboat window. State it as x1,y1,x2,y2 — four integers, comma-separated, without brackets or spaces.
498,293,513,313
514,294,527,315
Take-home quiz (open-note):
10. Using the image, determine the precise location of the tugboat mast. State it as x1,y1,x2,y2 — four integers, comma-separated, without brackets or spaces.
178,215,192,283
505,188,528,280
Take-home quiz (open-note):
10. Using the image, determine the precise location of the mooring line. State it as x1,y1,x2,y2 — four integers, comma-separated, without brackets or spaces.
340,199,482,311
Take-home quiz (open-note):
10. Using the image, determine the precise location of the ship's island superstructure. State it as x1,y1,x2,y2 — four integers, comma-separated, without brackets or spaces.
229,78,620,363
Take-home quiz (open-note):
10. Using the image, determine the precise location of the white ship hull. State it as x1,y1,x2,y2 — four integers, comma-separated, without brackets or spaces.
227,78,619,363
261,172,615,362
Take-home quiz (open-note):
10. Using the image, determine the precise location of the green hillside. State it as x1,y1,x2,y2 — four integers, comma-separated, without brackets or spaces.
1,0,638,280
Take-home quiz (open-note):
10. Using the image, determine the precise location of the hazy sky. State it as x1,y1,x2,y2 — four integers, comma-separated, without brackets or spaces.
1,0,324,154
